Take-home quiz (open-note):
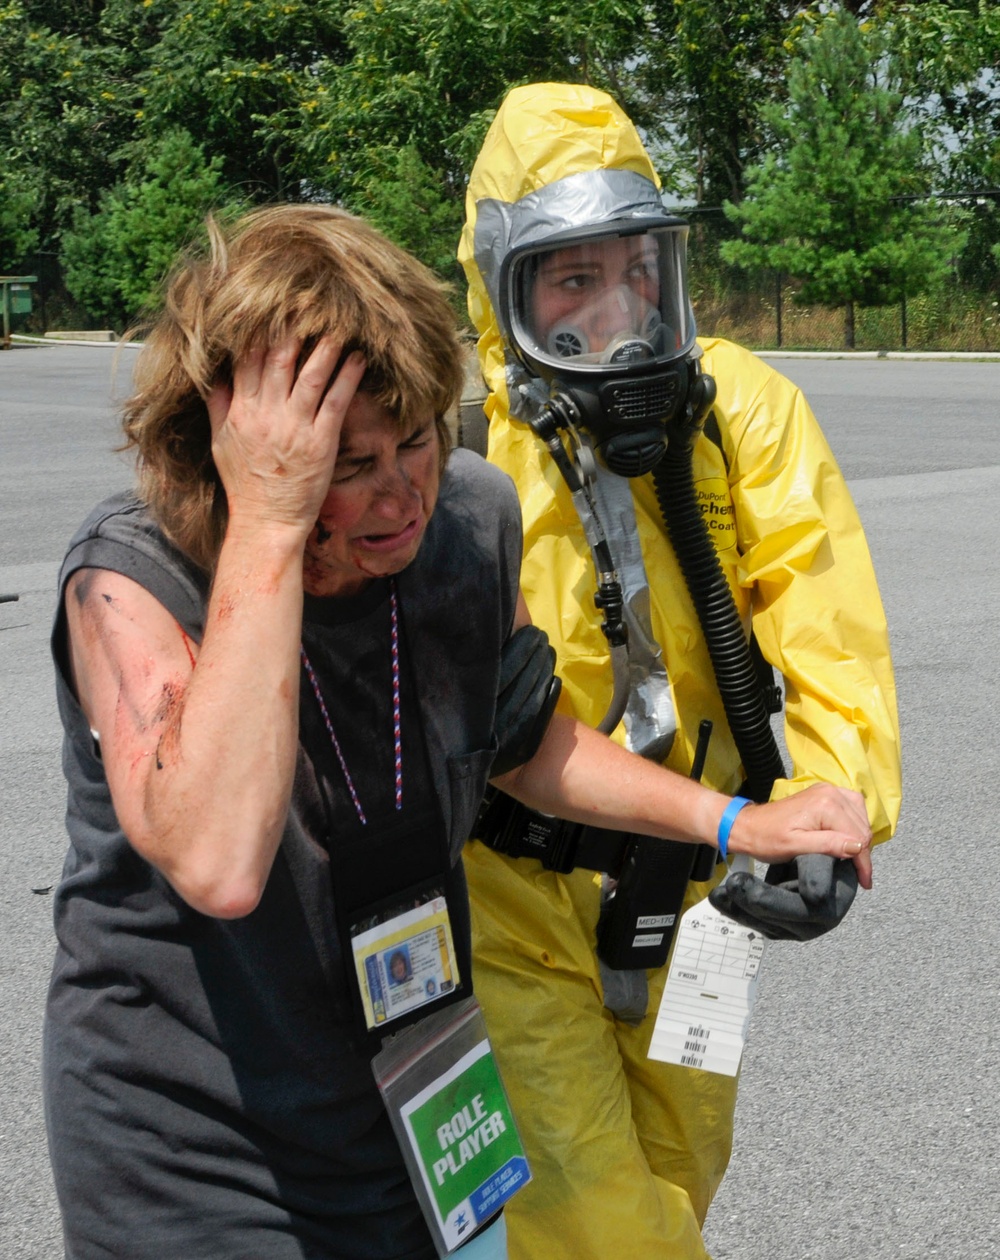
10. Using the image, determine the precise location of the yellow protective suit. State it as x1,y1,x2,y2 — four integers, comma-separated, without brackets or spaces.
459,83,902,1260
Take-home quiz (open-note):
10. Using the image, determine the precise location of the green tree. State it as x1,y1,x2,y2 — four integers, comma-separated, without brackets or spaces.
721,6,963,347
0,178,39,269
60,129,240,327
352,146,466,286
639,1,809,206
886,0,1000,182
882,0,1000,288
0,0,349,262
136,0,350,200
282,0,646,276
15,0,107,37
0,1,143,252
15,0,994,322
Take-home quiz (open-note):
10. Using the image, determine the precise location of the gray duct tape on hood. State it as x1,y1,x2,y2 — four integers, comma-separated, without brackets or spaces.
564,432,677,760
588,458,677,763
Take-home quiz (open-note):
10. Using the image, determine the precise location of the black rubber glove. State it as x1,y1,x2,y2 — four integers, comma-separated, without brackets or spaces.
708,853,858,942
490,625,562,778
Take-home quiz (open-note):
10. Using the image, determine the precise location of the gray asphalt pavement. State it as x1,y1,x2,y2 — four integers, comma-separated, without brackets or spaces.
1,345,997,1259
705,356,1000,1260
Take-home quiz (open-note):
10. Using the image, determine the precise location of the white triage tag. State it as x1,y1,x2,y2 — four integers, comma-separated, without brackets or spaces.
647,894,765,1076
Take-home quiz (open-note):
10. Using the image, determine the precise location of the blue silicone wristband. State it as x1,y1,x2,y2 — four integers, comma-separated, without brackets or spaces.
717,796,752,861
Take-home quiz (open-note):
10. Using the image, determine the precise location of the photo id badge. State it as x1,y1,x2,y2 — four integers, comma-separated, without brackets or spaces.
350,890,461,1031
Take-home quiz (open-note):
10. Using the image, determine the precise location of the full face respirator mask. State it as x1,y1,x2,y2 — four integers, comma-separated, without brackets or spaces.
499,217,707,477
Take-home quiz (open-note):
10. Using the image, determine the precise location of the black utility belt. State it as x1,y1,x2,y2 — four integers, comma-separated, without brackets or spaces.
474,788,722,971
474,786,630,876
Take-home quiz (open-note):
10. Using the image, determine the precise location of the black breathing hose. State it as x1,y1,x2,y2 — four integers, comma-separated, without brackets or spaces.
651,393,786,803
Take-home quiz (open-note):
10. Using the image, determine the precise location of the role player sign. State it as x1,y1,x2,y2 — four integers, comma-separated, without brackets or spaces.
400,1039,531,1250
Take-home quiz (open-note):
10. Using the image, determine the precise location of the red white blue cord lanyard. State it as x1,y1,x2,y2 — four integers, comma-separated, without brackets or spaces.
300,579,402,827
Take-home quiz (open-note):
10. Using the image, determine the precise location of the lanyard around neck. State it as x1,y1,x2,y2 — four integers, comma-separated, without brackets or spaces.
300,579,402,826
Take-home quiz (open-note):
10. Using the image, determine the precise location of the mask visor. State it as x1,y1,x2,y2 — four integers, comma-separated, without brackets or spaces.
507,223,694,378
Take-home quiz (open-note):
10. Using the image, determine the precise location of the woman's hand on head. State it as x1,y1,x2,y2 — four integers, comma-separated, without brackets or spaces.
207,337,367,541
726,783,874,888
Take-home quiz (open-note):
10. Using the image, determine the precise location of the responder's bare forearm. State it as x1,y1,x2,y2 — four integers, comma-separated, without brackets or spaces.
493,711,873,881
493,712,727,845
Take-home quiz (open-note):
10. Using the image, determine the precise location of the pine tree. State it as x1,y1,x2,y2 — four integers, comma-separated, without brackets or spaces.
721,5,963,347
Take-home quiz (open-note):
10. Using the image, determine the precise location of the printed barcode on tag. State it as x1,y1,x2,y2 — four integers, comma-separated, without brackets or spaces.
687,1025,708,1040
681,1053,704,1068
684,1039,707,1054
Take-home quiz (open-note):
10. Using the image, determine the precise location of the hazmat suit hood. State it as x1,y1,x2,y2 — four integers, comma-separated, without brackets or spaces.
459,83,695,431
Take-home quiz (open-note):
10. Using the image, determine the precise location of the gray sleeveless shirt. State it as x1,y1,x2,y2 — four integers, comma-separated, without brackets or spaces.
45,450,522,1260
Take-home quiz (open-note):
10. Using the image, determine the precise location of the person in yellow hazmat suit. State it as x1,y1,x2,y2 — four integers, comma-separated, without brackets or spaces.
458,83,902,1260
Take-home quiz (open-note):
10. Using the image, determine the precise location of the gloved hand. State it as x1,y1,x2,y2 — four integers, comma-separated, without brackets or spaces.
708,853,858,941
490,625,562,778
